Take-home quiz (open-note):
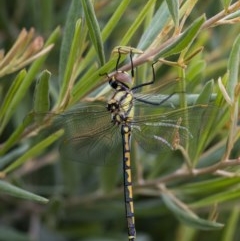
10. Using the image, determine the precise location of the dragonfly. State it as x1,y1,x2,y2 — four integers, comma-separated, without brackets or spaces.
43,47,209,241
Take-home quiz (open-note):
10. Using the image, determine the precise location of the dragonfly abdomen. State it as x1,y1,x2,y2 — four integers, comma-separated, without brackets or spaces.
121,125,136,241
107,67,137,240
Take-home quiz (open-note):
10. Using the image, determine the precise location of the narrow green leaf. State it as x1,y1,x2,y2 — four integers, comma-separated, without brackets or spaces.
191,188,240,208
0,114,33,156
177,177,240,195
0,70,26,133
34,70,50,113
138,1,169,50
162,193,224,230
0,144,29,169
59,0,82,83
101,0,130,41
0,180,48,203
159,15,205,58
3,129,64,174
39,0,53,32
70,1,158,105
82,0,105,65
166,0,179,26
0,26,60,134
195,79,214,105
71,58,117,104
221,0,232,10
71,0,130,93
224,10,240,20
221,207,239,241
227,33,240,101
185,80,215,163
187,59,206,84
58,19,83,107
120,0,157,47
176,225,198,241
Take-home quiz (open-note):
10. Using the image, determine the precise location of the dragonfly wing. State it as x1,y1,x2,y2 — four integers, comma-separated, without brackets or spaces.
133,77,181,107
54,104,122,165
132,118,189,152
132,105,210,153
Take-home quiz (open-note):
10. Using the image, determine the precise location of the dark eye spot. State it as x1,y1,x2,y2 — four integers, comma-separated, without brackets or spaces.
109,79,118,89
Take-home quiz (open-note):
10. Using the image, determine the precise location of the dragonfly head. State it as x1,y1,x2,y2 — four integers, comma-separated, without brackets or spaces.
109,71,133,89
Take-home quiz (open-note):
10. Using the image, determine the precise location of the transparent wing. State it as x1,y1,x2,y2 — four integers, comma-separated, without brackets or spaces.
133,77,181,107
131,105,211,153
31,78,212,166
53,104,122,165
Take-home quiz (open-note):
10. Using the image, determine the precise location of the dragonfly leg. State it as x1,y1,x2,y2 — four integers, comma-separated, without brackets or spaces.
131,61,157,90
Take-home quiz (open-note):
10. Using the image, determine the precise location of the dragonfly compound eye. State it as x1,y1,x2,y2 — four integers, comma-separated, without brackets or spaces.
109,78,118,89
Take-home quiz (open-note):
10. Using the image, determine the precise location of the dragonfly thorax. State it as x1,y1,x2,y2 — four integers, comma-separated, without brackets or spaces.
107,83,134,126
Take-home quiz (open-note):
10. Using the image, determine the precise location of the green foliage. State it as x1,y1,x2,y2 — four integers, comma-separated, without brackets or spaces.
0,1,240,241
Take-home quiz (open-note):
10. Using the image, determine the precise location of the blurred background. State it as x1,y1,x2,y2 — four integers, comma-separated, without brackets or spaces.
0,1,240,241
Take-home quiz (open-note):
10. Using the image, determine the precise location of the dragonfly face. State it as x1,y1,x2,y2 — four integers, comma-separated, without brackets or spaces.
109,71,134,88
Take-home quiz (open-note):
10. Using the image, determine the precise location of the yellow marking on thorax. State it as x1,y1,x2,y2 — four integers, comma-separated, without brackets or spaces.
113,91,134,116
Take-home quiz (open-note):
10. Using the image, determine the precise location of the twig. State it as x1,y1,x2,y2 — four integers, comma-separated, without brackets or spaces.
64,157,240,206
201,1,240,29
107,1,240,76
142,157,240,186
